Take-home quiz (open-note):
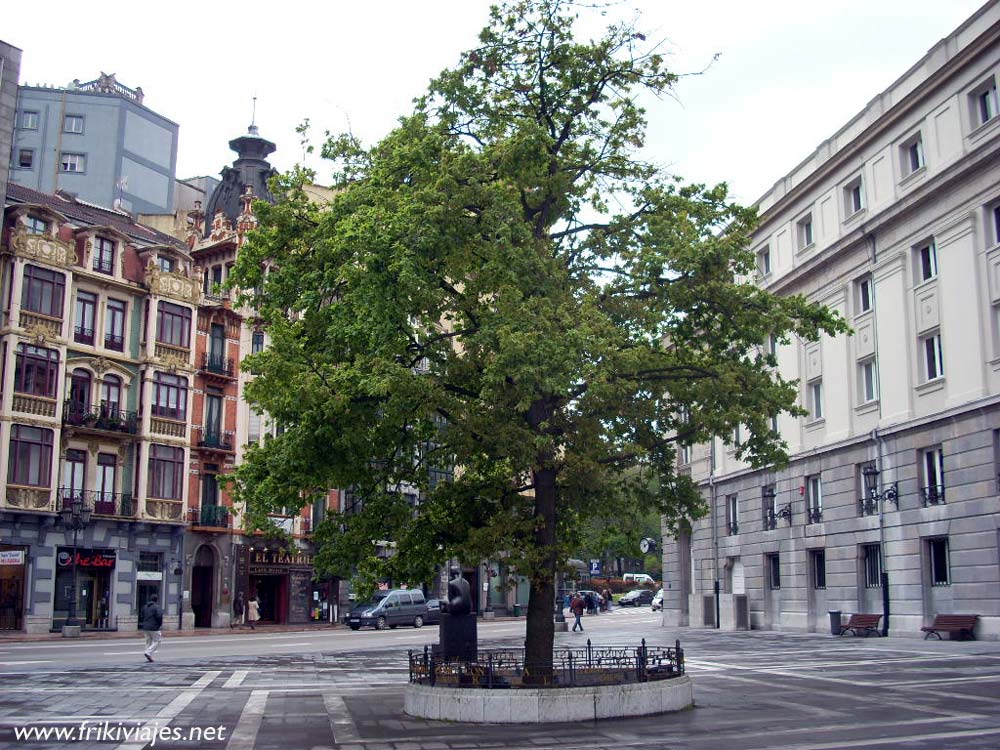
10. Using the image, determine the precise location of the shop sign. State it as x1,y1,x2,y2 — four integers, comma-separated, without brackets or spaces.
57,549,117,569
0,550,25,566
248,550,313,569
136,571,163,581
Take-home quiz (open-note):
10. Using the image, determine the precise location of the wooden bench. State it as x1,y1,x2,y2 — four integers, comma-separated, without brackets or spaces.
921,614,979,641
839,613,882,637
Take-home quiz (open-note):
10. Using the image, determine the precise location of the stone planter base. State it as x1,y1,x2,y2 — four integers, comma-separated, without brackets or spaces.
404,675,693,723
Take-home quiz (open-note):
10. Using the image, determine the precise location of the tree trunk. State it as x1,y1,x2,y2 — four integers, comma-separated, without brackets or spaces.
524,465,557,684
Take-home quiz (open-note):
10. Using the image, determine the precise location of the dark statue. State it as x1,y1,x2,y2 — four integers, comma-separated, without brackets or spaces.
437,567,477,661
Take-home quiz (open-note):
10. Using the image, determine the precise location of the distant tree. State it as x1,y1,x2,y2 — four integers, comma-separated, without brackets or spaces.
229,0,847,678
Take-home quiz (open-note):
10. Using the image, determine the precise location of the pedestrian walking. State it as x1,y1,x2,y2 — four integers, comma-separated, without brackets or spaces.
602,588,612,612
140,594,163,662
247,594,260,630
584,591,595,615
570,594,585,632
232,592,245,628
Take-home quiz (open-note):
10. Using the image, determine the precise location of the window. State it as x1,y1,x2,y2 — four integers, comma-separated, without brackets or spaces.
922,332,944,381
921,446,945,506
93,237,115,275
859,358,878,403
60,153,86,173
209,323,226,361
810,549,826,590
901,134,924,176
156,302,191,348
137,552,161,573
856,275,873,314
63,114,84,134
731,425,742,448
247,408,262,445
844,178,864,216
680,444,691,465
62,449,86,505
916,241,937,282
22,264,65,318
809,380,823,420
17,149,33,169
152,372,187,422
928,537,950,586
13,344,59,397
971,78,998,127
100,375,122,417
8,425,53,487
251,330,265,354
797,215,814,250
18,110,39,129
993,204,1000,246
158,255,176,273
757,246,771,277
148,444,184,500
806,474,823,523
68,370,92,419
26,216,48,236
202,464,220,506
858,462,878,516
767,333,778,357
96,453,117,505
105,298,126,351
74,291,96,345
863,544,883,588
766,553,780,590
725,494,738,535
205,392,223,438
762,485,777,529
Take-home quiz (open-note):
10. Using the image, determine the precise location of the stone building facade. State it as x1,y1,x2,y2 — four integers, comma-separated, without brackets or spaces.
661,1,1000,640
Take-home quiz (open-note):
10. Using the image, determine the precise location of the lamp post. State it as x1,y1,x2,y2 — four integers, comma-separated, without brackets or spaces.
59,494,92,632
862,464,898,637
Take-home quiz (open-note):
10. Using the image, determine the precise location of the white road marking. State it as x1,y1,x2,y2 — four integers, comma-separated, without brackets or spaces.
225,689,268,750
114,670,220,750
323,694,361,743
223,669,248,688
0,659,52,665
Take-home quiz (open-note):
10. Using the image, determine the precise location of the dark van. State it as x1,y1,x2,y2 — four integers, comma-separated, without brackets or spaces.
347,589,428,630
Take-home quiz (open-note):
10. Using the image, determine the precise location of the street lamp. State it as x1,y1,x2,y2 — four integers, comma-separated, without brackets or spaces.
861,464,897,637
59,494,92,631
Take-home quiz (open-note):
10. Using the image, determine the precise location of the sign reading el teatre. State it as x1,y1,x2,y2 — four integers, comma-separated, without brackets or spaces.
248,550,313,570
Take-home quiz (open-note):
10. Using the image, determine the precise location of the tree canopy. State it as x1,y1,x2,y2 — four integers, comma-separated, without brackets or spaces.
229,0,847,674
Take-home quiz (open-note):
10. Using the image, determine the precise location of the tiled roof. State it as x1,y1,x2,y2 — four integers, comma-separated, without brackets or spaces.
5,184,185,249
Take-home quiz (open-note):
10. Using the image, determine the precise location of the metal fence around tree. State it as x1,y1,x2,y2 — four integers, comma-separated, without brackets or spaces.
408,639,684,689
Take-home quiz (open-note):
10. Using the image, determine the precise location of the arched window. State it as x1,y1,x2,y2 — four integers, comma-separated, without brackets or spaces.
13,343,59,397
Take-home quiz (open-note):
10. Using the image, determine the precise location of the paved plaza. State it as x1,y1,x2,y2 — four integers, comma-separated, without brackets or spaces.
1,609,999,749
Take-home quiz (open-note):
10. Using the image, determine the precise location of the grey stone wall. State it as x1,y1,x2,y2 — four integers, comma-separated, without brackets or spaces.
0,42,23,203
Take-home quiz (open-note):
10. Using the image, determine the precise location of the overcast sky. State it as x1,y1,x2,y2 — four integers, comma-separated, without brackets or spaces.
8,0,988,206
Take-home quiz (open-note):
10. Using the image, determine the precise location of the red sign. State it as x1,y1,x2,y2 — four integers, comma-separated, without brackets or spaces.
57,549,117,569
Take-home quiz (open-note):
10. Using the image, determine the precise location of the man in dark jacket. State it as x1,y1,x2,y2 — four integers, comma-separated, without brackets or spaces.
140,594,163,662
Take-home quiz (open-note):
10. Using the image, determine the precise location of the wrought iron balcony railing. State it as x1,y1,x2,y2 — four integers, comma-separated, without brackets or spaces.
59,488,136,518
104,332,124,351
807,507,823,524
63,401,139,434
727,521,739,536
189,504,231,528
200,352,235,377
93,257,114,275
859,496,879,517
74,325,95,345
922,485,946,507
197,427,235,452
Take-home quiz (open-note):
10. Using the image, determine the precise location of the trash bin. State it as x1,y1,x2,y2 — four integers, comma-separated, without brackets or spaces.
513,603,522,617
829,610,842,635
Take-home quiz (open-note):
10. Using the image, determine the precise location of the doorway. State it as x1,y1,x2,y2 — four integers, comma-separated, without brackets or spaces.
251,575,287,624
191,545,215,628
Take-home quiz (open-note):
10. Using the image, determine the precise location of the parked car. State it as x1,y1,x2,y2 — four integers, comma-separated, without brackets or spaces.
423,598,443,626
619,588,655,606
347,589,429,630
651,588,663,611
623,573,656,585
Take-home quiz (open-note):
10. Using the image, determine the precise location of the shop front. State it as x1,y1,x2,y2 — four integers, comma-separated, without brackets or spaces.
239,548,314,625
1,545,27,631
53,547,116,630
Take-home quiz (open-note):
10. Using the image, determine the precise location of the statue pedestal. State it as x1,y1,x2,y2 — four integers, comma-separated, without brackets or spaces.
438,613,477,662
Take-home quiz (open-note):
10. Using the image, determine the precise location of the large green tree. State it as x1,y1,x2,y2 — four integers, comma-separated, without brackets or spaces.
229,0,847,677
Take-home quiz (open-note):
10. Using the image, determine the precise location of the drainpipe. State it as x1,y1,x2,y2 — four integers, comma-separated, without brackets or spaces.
868,231,890,637
710,439,720,629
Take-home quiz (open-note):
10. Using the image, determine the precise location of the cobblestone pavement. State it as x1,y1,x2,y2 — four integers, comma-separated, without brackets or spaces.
2,610,999,750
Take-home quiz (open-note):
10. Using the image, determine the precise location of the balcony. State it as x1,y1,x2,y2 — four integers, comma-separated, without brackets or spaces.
922,485,946,507
19,310,62,337
726,521,739,536
104,332,124,352
200,352,235,378
150,417,186,438
59,489,136,518
5,485,53,512
189,504,231,529
92,257,114,275
13,393,57,418
74,325,95,346
154,341,190,363
63,401,139,435
807,507,823,524
196,427,235,453
859,496,879,517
